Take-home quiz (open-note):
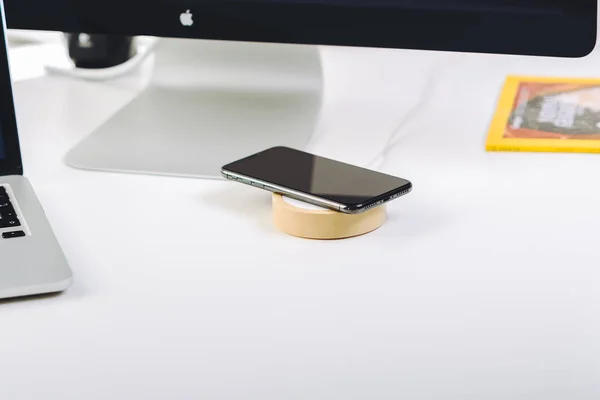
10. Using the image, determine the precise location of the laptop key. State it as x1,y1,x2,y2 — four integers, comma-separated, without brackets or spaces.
0,217,20,228
0,188,24,231
0,209,16,219
2,231,25,239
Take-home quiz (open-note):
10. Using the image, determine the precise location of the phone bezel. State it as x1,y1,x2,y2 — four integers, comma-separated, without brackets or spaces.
223,168,412,214
221,147,413,214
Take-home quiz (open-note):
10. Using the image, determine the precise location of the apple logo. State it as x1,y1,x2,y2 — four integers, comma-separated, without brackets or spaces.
180,10,193,26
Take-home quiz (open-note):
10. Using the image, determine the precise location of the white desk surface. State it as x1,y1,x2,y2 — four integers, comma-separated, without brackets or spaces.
3,36,600,399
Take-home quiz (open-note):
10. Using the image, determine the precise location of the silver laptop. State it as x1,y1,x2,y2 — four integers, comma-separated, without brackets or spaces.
0,4,72,299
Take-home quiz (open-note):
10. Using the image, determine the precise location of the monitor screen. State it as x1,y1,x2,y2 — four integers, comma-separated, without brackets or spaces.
60,0,576,12
201,0,567,13
0,127,4,161
0,127,5,161
5,0,596,57
0,5,22,175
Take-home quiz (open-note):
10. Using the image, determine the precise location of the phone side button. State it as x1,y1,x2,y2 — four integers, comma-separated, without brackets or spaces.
251,182,264,189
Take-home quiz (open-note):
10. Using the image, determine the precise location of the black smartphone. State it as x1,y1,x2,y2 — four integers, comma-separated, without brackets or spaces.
221,147,412,214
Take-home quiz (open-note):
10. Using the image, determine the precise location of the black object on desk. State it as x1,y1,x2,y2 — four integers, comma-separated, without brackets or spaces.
66,33,136,69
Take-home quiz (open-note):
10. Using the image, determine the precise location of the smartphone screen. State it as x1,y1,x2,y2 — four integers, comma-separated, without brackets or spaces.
222,147,412,211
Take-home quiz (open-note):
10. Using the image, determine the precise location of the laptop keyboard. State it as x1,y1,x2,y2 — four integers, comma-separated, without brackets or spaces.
0,185,26,239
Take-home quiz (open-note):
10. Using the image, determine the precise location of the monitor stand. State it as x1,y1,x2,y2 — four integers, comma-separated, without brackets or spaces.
64,38,323,179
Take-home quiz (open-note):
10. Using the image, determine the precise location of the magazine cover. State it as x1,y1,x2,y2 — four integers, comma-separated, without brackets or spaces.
486,76,600,153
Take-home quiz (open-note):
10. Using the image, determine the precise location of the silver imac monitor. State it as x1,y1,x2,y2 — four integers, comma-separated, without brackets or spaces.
5,0,597,178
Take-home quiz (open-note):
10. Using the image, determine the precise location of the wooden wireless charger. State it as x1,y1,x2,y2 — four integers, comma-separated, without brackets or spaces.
272,194,387,239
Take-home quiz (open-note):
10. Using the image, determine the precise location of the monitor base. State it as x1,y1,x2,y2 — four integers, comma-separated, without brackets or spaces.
65,38,323,179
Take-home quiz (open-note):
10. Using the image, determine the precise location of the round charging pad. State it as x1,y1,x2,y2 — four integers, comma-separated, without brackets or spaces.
272,194,387,240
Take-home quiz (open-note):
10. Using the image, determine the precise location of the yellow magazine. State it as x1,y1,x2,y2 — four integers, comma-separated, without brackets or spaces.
486,76,600,153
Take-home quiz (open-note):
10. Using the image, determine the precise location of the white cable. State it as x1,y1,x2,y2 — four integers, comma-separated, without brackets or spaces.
44,37,159,81
365,53,457,170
